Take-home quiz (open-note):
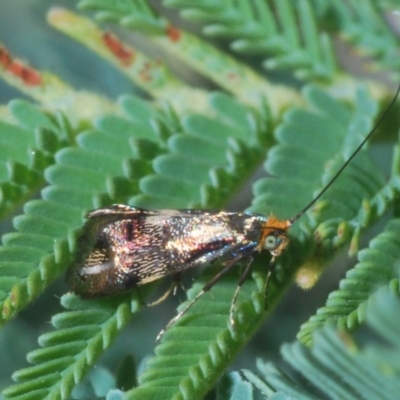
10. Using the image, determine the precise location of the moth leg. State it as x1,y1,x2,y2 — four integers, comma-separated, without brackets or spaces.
229,256,254,326
263,256,276,309
174,273,186,295
156,255,242,342
146,273,182,307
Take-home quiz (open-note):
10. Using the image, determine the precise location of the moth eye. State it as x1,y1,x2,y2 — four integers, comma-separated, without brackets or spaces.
264,235,280,250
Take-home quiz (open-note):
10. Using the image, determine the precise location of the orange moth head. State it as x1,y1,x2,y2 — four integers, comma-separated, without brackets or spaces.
258,215,292,257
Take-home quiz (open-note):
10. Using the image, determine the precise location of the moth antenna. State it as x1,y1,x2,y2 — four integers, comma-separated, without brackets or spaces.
289,85,400,225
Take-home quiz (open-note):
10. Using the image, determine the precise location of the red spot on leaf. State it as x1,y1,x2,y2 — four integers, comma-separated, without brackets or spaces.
0,47,12,68
103,32,134,66
227,72,238,80
9,61,42,86
0,46,41,86
166,26,181,42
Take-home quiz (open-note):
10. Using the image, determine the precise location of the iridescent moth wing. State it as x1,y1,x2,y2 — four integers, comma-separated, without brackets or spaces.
67,205,289,298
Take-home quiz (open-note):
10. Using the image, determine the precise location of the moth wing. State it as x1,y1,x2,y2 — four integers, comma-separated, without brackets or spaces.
69,208,260,297
87,204,155,219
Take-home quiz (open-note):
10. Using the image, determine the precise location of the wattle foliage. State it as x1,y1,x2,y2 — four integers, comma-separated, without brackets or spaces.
0,1,399,399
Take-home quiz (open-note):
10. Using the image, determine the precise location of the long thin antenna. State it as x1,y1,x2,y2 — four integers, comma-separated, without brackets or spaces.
289,85,400,225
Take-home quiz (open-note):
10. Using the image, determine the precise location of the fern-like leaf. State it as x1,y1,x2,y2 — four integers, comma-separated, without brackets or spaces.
251,85,383,228
124,268,266,400
163,0,337,80
0,95,163,324
250,84,391,296
257,283,400,399
1,3,400,399
0,101,69,219
311,0,400,78
1,89,274,398
298,218,400,346
2,293,136,400
78,0,166,32
77,1,299,114
131,92,267,208
116,85,396,399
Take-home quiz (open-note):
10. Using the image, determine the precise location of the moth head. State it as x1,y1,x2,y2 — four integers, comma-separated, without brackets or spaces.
259,215,291,256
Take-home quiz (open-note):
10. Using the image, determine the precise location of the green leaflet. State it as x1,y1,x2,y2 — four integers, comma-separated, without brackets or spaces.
257,284,400,399
2,294,136,400
216,371,254,400
250,85,384,236
72,367,118,400
124,268,266,400
163,0,337,80
130,92,266,209
310,0,400,75
78,0,166,32
164,0,398,79
298,218,400,345
0,101,67,219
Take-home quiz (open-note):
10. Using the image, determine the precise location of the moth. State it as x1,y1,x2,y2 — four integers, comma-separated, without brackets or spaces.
67,86,400,340
68,206,290,335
